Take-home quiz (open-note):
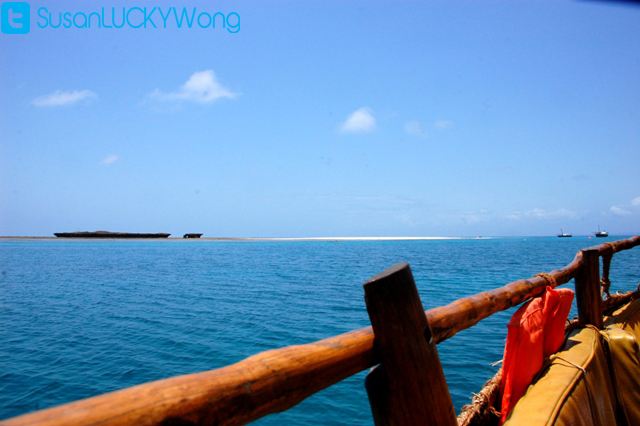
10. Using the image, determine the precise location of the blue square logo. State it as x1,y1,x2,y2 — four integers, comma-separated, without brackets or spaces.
2,2,30,34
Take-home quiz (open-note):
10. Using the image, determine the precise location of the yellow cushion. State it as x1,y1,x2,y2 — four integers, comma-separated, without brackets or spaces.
504,327,617,426
603,298,640,425
605,298,640,337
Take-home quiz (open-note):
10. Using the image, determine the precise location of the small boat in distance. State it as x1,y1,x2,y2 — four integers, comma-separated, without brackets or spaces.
557,229,572,238
54,231,170,238
595,226,608,238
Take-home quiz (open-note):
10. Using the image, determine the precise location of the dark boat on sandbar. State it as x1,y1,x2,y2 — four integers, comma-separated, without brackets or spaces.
54,231,170,238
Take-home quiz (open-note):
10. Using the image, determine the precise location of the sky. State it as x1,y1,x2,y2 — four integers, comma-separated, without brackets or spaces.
1,0,639,237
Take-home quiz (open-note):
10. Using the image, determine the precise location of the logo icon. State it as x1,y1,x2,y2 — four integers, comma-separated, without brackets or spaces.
1,2,30,34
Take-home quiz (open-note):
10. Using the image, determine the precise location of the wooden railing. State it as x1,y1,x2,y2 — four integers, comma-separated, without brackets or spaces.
2,236,639,426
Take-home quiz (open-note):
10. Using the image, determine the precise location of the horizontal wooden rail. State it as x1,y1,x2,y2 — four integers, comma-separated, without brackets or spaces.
3,236,639,426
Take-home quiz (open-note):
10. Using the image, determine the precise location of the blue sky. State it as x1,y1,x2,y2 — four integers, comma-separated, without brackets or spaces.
1,0,639,237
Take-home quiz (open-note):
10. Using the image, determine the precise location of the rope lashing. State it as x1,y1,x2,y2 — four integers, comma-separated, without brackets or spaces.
534,272,558,288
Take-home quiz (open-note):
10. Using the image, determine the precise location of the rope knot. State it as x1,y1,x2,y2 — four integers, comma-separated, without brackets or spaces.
534,272,557,288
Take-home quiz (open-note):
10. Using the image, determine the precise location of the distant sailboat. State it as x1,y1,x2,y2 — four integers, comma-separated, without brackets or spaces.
595,226,609,238
557,229,572,238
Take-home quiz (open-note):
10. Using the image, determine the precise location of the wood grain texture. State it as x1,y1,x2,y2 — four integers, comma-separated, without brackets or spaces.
3,236,639,426
575,248,603,329
364,263,456,426
365,364,391,426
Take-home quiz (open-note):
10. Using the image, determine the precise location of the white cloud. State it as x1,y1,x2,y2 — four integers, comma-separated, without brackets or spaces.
147,70,238,104
340,107,375,133
632,197,640,206
398,214,415,227
461,210,493,224
506,211,522,220
525,208,547,219
404,120,426,137
32,90,97,107
551,208,580,219
434,120,453,129
102,154,118,165
610,206,631,216
507,208,580,220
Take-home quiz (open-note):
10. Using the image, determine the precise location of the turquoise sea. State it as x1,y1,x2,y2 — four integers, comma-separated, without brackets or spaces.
1,237,639,424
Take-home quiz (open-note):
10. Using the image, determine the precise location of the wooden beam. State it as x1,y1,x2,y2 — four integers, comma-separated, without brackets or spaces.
575,248,603,329
364,263,456,426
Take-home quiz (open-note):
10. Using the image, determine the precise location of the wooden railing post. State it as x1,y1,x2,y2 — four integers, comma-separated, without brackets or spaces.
601,249,613,298
575,248,603,329
363,263,457,426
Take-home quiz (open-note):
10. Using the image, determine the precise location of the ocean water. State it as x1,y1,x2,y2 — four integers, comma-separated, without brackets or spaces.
1,236,639,424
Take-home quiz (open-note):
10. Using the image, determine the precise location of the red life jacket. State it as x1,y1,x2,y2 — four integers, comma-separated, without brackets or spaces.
500,286,574,424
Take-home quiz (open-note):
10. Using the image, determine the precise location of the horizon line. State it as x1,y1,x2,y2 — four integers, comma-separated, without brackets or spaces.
1,235,634,241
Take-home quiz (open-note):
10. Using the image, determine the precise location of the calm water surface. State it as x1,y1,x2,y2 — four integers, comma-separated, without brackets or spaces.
1,237,639,424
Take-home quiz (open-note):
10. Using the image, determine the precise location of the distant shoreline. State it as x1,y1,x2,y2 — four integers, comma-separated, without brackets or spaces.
0,235,624,241
0,236,488,241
